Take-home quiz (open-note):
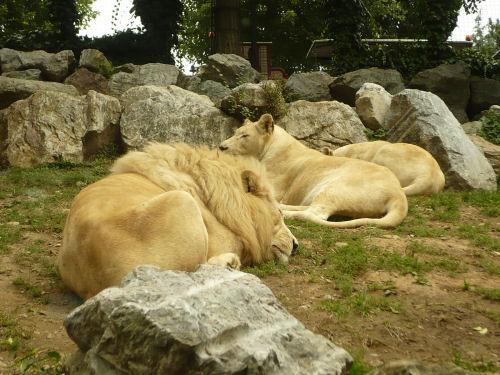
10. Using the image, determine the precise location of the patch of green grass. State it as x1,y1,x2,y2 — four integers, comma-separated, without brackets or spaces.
12,277,43,299
244,261,287,278
325,240,369,278
426,192,461,222
479,259,500,276
348,358,372,375
0,310,27,352
406,241,442,256
462,190,500,217
474,287,500,301
0,224,21,253
457,224,499,251
374,250,433,275
321,292,402,318
453,349,498,373
15,348,63,374
481,309,500,325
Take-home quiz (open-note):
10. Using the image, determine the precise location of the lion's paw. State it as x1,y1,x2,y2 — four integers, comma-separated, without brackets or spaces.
207,253,241,269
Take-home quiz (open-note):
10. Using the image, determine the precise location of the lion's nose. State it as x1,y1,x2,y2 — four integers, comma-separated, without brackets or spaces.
291,239,299,255
219,144,228,151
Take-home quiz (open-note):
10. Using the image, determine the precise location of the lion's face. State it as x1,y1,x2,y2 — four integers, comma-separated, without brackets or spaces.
219,114,274,158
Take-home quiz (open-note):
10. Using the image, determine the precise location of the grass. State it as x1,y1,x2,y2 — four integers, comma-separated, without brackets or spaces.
453,349,498,373
244,260,287,277
321,292,402,318
0,310,27,352
12,276,43,299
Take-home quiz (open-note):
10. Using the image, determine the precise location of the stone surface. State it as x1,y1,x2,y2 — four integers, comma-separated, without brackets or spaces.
6,90,121,167
79,49,111,74
468,76,500,118
461,121,482,135
109,63,181,97
329,67,405,106
114,63,136,73
0,76,79,109
176,74,202,92
64,265,352,375
197,53,260,88
469,134,500,179
285,71,334,102
197,79,231,106
220,81,275,114
120,85,239,150
64,68,110,95
408,62,471,123
355,83,392,130
1,69,42,80
0,48,75,81
385,89,496,190
368,360,474,375
277,100,368,149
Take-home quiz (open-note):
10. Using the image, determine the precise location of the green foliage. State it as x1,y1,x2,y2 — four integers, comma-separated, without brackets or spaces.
479,109,500,145
16,349,63,374
364,128,387,141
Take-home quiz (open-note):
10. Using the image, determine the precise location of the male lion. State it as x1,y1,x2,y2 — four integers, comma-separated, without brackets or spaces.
57,143,298,299
219,114,408,228
322,141,445,196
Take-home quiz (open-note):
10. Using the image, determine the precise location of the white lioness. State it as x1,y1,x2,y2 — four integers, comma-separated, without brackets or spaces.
219,114,408,228
57,143,297,299
323,141,445,196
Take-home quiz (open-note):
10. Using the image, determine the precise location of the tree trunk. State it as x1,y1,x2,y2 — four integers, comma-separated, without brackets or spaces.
214,0,241,55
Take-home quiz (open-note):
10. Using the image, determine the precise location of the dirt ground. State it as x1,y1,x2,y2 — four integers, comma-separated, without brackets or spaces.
0,162,498,373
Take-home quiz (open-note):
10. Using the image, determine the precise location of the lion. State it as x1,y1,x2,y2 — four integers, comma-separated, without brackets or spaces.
320,141,445,196
219,114,408,228
57,143,298,299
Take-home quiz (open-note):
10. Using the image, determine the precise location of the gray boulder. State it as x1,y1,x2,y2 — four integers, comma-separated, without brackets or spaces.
2,69,42,80
79,49,112,75
277,100,368,149
120,85,239,150
64,265,352,375
109,63,181,97
369,359,475,375
408,62,471,123
329,67,405,106
64,68,110,95
0,48,75,81
285,71,334,102
197,79,231,106
385,89,496,190
468,76,500,118
197,54,260,88
6,90,121,167
355,83,392,130
176,74,202,92
461,121,482,135
469,134,500,179
0,109,8,167
0,76,79,109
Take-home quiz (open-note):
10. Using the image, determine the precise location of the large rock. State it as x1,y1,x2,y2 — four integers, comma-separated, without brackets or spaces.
0,48,75,82
197,54,260,88
329,67,405,106
277,100,368,149
64,68,110,95
467,76,500,118
408,62,471,123
461,121,482,135
120,85,239,150
2,69,42,80
385,89,496,190
469,134,500,179
355,83,392,130
6,91,121,167
64,265,352,375
285,71,334,102
79,49,112,75
0,76,79,109
369,359,475,375
109,63,181,97
197,79,231,107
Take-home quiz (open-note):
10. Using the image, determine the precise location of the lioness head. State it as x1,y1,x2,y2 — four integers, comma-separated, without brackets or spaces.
241,170,298,264
219,114,274,158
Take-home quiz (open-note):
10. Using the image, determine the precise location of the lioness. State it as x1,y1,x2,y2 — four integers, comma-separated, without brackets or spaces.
219,114,408,228
322,141,445,196
57,143,297,299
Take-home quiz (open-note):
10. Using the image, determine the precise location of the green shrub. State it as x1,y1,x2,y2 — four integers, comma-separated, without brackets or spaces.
480,109,500,145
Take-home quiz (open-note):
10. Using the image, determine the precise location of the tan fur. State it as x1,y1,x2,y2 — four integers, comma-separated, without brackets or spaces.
220,114,408,228
57,143,297,299
327,141,445,196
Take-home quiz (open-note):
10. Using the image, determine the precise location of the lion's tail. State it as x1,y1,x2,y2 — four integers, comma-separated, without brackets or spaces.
285,195,408,229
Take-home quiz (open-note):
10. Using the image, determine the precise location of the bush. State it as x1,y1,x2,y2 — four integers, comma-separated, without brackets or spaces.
480,109,500,145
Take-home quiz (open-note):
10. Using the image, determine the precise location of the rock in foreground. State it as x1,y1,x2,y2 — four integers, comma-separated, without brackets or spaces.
64,265,352,375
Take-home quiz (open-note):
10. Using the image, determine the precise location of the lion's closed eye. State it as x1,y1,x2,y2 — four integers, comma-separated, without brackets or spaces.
239,134,249,138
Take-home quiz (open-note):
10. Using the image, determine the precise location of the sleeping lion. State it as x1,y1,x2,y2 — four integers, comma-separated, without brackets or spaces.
322,141,445,196
57,143,298,299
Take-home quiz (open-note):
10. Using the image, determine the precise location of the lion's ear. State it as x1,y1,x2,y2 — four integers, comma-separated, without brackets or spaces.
257,114,274,135
241,170,265,195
